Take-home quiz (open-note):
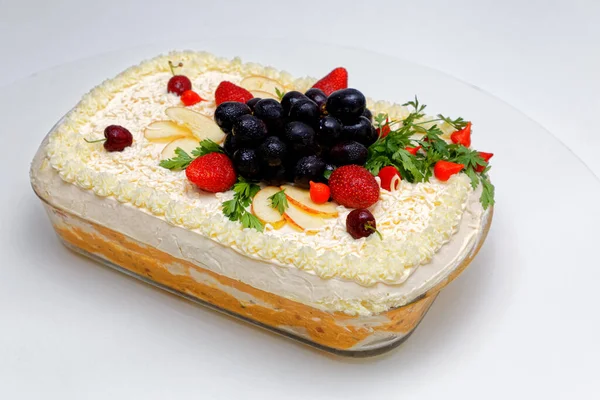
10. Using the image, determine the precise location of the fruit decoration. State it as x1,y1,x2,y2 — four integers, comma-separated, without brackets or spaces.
378,166,401,191
215,81,253,105
450,121,472,147
186,152,237,193
180,90,204,106
311,67,348,96
346,209,382,240
309,181,331,204
328,165,380,209
85,125,133,152
433,160,464,182
475,152,494,173
167,61,192,96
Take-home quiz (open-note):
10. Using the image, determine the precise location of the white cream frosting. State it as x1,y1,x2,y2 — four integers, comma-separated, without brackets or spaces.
31,51,491,316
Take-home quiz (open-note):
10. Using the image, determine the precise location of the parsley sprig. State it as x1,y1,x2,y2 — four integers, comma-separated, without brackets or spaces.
268,189,289,215
159,139,224,170
366,97,495,209
222,178,264,231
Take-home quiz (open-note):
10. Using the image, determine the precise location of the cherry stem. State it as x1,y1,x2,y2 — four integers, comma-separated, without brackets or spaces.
84,138,106,143
168,61,184,76
364,223,383,240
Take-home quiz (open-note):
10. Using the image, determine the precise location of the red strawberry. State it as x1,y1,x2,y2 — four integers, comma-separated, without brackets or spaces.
329,165,380,208
311,67,348,96
450,122,472,147
377,117,391,138
378,166,401,191
434,160,464,182
215,81,253,106
186,152,237,193
475,151,494,173
405,145,421,155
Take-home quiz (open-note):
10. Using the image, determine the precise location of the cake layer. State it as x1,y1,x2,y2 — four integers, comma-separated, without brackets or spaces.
39,51,490,293
32,135,491,316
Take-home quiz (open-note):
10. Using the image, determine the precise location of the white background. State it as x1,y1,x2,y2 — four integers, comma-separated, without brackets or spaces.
1,1,599,399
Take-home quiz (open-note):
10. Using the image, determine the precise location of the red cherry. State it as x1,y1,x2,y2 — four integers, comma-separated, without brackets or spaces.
346,209,382,240
168,75,192,96
103,125,133,152
181,90,203,106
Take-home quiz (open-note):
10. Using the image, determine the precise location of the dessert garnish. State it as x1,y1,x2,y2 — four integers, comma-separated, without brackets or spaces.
378,165,401,191
309,181,330,204
180,89,204,106
159,139,223,170
84,125,133,152
346,209,382,240
328,165,380,209
311,67,348,96
215,81,253,105
450,121,472,147
268,189,289,214
365,98,495,209
222,178,264,231
475,152,494,173
185,152,237,193
167,61,192,96
433,160,464,181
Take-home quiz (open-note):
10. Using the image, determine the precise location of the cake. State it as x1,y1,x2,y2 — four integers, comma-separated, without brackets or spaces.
29,51,494,355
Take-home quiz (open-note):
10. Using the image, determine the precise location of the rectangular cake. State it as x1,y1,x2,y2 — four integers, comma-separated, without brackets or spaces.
30,51,494,355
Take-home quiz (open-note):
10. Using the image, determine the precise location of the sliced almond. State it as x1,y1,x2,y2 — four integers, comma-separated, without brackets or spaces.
161,137,200,159
241,76,285,95
251,187,286,229
280,185,338,218
144,120,193,142
283,202,326,233
165,107,225,144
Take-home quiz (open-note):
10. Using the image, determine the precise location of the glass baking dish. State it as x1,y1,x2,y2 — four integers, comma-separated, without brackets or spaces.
30,118,493,357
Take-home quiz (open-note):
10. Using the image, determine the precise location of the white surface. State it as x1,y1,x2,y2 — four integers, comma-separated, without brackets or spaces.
0,2,599,399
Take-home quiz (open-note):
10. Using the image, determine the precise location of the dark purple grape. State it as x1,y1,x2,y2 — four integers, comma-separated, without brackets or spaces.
317,116,342,146
223,133,238,156
305,88,328,109
246,97,261,111
289,98,320,127
281,91,308,115
214,102,252,133
325,88,366,122
341,116,375,146
329,140,368,166
261,165,288,186
362,108,373,122
294,155,326,188
257,136,287,167
232,115,268,147
233,148,261,180
253,99,285,135
284,121,317,156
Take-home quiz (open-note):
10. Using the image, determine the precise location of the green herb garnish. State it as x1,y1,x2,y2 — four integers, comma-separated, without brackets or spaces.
221,178,263,231
268,189,289,215
365,96,495,209
275,87,286,101
160,139,224,170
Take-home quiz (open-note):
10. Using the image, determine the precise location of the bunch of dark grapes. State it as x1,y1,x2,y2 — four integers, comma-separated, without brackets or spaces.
214,88,376,188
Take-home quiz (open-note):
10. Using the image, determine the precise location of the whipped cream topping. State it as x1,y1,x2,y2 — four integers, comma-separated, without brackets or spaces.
43,51,486,287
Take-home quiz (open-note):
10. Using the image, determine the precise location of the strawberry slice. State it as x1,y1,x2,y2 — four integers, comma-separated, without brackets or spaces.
475,151,494,173
311,67,348,96
405,145,422,155
450,122,472,147
215,81,253,106
434,160,464,181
